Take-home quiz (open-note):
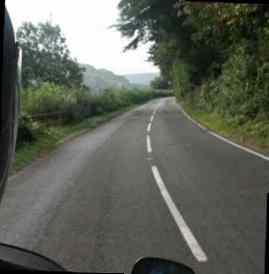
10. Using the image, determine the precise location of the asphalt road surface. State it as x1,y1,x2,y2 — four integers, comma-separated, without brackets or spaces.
0,97,268,274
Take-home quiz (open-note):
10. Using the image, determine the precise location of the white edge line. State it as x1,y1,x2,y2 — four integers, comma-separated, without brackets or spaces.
147,135,152,153
180,106,206,131
150,115,154,123
209,132,269,161
151,166,208,262
178,103,269,162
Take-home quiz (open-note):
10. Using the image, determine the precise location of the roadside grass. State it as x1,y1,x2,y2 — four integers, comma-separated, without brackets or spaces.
13,107,132,173
181,102,269,155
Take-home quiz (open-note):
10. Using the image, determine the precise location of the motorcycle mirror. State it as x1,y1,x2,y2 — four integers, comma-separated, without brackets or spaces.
131,257,195,274
0,243,64,271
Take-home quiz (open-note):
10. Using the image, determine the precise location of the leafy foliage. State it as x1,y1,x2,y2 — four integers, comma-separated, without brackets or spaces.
17,21,84,88
116,1,269,143
17,83,167,147
150,76,170,90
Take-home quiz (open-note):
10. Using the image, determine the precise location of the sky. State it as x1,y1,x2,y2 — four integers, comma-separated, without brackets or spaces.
6,0,159,75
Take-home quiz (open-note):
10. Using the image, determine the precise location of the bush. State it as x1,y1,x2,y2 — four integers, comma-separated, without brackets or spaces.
17,112,42,147
173,62,191,100
188,43,269,122
18,83,166,146
151,77,170,90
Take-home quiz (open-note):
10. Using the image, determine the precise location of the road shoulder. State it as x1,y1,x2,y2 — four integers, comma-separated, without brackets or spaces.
174,98,269,161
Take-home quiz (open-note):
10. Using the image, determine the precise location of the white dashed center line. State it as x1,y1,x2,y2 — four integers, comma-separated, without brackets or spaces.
151,166,208,262
147,135,152,154
147,123,152,133
146,104,208,263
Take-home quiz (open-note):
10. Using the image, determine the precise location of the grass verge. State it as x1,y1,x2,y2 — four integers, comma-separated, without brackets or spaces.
181,101,269,155
12,107,132,174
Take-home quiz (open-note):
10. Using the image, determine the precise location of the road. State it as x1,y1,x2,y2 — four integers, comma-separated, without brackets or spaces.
0,97,268,274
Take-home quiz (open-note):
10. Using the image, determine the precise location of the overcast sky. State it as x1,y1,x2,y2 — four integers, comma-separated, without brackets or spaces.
6,0,159,75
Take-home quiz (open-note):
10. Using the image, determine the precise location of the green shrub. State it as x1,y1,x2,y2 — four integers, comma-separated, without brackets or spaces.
189,43,269,122
18,83,166,147
17,112,42,147
172,62,191,100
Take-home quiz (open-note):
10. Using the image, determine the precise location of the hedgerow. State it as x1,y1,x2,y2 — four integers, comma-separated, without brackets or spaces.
17,82,168,147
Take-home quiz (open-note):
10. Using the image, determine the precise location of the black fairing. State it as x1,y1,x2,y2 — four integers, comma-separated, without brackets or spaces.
0,8,18,202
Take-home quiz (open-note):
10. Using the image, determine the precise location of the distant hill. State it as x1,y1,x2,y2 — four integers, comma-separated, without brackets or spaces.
123,73,160,87
80,64,131,94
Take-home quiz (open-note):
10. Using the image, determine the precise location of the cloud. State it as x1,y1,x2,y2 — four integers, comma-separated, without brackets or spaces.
6,0,159,75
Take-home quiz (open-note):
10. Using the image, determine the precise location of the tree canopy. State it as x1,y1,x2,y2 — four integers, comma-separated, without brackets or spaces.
116,0,269,121
17,21,84,88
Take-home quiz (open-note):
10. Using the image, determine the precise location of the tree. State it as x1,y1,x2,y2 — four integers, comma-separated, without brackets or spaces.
115,0,218,86
17,21,84,88
115,0,186,52
150,76,170,90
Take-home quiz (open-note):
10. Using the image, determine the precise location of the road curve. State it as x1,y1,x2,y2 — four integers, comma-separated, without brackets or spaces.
0,98,268,274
